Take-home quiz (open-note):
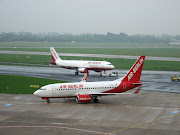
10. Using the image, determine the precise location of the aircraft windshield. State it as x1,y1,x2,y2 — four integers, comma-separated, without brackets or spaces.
107,63,112,65
39,87,46,90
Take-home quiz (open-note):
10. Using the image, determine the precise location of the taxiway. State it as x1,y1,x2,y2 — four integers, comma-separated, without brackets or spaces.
0,91,180,135
1,50,180,61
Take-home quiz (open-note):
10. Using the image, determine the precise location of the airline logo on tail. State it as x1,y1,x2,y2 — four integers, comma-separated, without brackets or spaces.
50,48,59,60
128,57,144,81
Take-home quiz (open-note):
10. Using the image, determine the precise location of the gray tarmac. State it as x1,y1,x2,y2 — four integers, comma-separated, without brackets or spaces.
1,50,180,61
0,91,180,135
0,65,180,135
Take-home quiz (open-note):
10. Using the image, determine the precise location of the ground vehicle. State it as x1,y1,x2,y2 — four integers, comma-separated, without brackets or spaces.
100,72,118,77
171,75,180,81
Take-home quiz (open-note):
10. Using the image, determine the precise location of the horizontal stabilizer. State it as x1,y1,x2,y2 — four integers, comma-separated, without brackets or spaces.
132,83,142,85
134,85,142,94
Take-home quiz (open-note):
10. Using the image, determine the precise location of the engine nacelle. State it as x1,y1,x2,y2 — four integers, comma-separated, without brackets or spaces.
76,95,92,102
78,68,88,73
94,70,102,72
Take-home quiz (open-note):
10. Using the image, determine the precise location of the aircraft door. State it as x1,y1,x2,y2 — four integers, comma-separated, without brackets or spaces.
51,86,56,94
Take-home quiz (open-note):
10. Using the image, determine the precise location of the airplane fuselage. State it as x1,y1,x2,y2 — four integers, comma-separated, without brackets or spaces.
49,47,115,75
56,60,114,71
33,79,139,98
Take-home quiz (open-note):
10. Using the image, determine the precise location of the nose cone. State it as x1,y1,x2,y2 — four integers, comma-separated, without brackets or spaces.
111,65,115,69
33,90,40,96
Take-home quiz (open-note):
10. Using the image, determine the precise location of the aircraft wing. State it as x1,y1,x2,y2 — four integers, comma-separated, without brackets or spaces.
75,91,137,96
89,92,136,96
75,85,142,96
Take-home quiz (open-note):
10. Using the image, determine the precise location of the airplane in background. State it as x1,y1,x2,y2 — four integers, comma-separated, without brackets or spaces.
34,56,145,103
49,47,114,75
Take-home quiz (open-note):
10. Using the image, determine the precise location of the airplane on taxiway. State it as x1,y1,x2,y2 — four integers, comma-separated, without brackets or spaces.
49,47,115,75
34,56,145,103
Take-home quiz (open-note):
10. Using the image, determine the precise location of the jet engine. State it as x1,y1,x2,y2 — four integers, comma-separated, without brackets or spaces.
78,68,88,73
76,95,92,103
94,70,102,72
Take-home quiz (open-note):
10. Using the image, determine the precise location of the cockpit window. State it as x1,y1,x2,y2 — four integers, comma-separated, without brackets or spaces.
39,87,46,90
107,64,112,65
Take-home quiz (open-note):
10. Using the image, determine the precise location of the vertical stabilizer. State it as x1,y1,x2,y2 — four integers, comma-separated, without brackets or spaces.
122,56,145,82
50,47,61,61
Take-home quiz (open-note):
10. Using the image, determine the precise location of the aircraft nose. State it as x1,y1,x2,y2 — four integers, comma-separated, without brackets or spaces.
112,65,115,69
33,90,39,96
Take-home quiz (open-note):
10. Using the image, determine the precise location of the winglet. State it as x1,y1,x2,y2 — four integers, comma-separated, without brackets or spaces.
81,73,88,82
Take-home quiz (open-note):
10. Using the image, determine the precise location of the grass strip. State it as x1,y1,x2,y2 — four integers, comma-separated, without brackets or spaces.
0,47,180,58
0,54,180,71
0,75,65,94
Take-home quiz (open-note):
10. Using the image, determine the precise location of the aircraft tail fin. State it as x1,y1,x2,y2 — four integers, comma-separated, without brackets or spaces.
122,56,145,82
50,47,62,61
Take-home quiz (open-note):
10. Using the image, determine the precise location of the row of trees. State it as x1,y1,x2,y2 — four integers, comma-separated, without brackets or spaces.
0,32,179,43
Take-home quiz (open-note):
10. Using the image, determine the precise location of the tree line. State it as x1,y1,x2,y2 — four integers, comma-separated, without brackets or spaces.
0,32,180,43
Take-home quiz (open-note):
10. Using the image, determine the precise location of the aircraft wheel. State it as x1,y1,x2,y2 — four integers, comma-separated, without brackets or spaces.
94,98,98,103
75,72,78,75
47,100,50,103
76,97,79,102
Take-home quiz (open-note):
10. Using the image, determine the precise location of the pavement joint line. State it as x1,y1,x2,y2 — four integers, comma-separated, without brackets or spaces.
108,112,180,134
0,126,115,135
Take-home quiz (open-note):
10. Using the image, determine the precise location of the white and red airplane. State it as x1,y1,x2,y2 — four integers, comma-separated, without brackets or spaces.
34,56,145,103
49,47,114,75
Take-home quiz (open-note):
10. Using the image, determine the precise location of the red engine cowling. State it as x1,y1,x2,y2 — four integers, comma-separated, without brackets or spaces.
76,95,92,102
78,68,88,73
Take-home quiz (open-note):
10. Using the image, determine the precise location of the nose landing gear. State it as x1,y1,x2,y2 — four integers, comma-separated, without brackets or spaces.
42,97,50,103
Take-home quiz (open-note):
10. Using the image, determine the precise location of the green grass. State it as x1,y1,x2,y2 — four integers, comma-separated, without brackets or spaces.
0,75,65,94
0,54,180,71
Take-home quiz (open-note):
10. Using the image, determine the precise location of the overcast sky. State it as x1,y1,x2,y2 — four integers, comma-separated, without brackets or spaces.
0,0,180,35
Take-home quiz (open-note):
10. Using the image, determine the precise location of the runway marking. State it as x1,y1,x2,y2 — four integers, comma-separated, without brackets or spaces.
0,126,116,135
109,112,180,134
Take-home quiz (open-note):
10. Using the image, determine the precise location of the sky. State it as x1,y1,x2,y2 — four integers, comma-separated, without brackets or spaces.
0,0,180,35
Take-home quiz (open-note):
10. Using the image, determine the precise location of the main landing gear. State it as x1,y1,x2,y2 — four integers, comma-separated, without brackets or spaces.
93,97,98,103
100,70,106,76
75,71,79,75
47,99,50,103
